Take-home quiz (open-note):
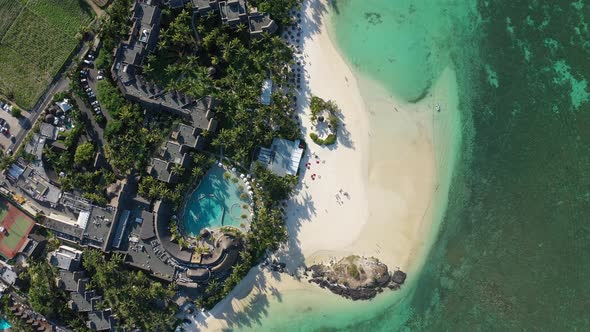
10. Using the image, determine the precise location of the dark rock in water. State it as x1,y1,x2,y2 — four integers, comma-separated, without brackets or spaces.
392,270,407,284
308,257,406,301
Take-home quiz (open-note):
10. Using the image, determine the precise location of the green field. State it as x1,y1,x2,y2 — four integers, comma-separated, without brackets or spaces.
0,0,94,108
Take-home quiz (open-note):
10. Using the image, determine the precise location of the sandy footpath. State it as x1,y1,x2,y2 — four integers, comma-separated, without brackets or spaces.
192,0,460,330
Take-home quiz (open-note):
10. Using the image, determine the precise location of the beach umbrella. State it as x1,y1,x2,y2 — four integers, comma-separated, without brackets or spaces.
250,203,254,207
247,185,252,190
247,174,252,179
232,167,237,172
240,174,245,179
248,190,254,195
218,162,223,167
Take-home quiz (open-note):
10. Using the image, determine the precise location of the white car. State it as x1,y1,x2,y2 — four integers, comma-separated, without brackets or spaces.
92,101,99,106
80,78,87,83
96,75,104,80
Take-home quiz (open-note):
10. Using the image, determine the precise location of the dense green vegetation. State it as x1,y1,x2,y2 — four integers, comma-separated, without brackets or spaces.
82,249,178,330
0,0,93,108
98,0,134,59
40,98,114,205
147,8,300,165
74,141,95,165
24,262,69,319
20,261,88,329
309,95,340,145
97,79,171,173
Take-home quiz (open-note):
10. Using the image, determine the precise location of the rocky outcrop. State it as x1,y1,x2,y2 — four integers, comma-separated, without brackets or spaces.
306,255,406,301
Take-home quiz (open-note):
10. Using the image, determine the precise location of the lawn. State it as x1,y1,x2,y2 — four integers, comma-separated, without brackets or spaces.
0,0,94,108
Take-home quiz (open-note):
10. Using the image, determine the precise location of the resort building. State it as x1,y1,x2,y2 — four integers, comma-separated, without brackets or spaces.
191,0,218,14
190,0,278,36
248,11,278,37
40,193,119,251
7,163,62,207
153,200,244,286
50,246,118,331
112,0,219,168
47,245,83,271
219,0,248,26
148,117,216,183
254,138,305,177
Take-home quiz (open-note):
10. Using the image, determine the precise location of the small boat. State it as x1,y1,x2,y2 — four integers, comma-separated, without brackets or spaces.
435,104,441,112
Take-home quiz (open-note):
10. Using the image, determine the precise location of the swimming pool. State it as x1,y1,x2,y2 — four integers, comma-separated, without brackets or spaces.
181,166,250,236
0,318,12,330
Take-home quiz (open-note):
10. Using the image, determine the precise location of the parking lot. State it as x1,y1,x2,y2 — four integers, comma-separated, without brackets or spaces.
0,103,32,154
79,51,110,122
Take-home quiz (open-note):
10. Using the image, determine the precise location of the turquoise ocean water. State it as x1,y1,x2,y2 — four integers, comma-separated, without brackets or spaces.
231,0,590,330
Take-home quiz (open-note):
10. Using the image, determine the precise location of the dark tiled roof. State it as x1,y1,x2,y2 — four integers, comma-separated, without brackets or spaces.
219,0,247,24
149,158,175,183
57,270,88,292
139,210,155,240
87,309,116,331
248,12,278,36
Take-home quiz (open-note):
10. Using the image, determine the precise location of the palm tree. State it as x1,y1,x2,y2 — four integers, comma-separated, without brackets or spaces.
172,163,184,175
192,166,203,179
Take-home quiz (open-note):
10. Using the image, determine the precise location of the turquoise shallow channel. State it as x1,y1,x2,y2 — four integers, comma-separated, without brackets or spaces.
181,166,249,236
232,0,590,331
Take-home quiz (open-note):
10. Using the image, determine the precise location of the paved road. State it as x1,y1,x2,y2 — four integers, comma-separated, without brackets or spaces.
73,93,107,149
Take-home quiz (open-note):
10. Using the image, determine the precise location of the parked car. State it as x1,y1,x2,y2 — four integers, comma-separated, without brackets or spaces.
6,148,12,155
0,118,5,126
87,54,95,60
80,78,87,83
91,101,99,106
83,60,93,66
96,75,104,80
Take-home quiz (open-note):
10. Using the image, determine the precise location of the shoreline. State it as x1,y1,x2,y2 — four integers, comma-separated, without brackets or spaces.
193,0,462,330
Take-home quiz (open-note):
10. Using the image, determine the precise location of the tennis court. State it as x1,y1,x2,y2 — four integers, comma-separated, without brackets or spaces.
0,197,35,259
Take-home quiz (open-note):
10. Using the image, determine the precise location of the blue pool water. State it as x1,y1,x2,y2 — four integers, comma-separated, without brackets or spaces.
0,319,11,330
182,166,249,236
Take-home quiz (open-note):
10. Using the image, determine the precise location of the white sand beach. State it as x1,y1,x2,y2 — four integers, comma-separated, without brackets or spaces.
191,0,461,330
